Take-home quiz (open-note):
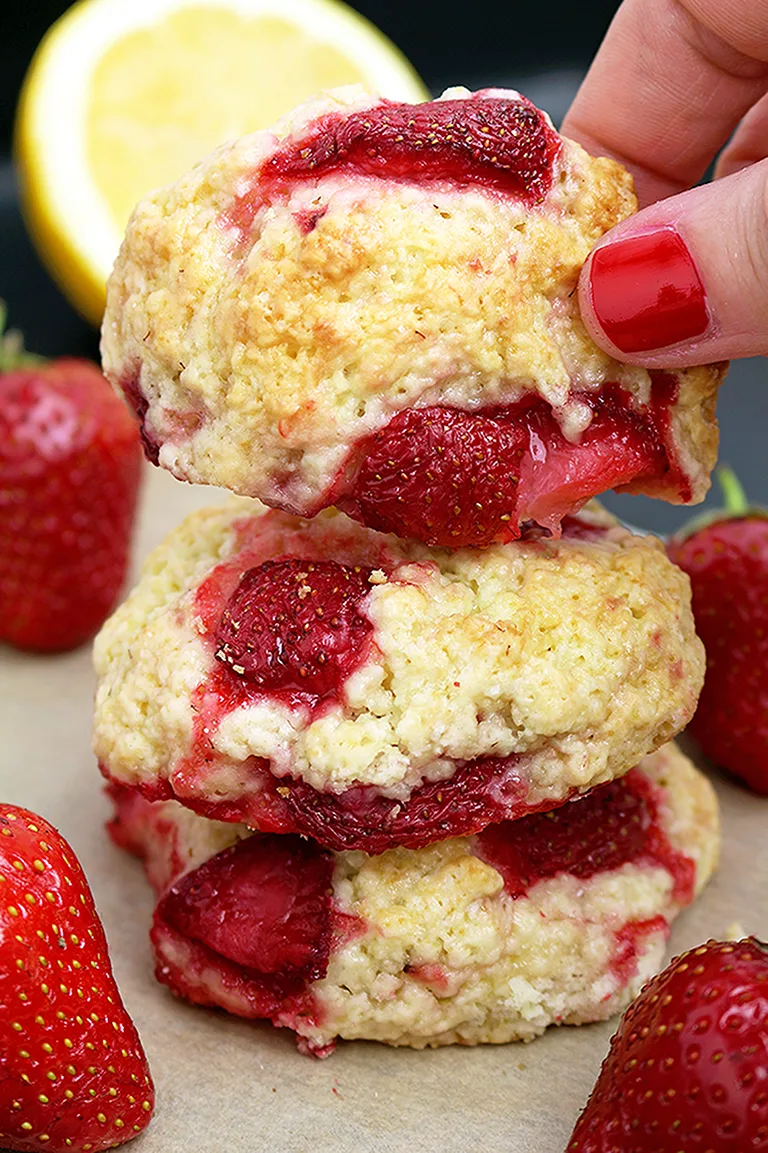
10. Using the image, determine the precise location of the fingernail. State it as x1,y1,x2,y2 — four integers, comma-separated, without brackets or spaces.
588,227,709,354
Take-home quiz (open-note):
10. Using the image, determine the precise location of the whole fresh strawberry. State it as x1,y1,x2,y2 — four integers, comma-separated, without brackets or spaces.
568,938,768,1151
0,306,142,652
668,468,768,794
0,803,154,1152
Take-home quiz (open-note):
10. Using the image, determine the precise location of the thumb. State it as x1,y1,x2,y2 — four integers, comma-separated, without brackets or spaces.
578,158,768,366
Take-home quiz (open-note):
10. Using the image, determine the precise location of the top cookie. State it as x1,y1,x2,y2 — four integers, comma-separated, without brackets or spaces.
102,85,724,547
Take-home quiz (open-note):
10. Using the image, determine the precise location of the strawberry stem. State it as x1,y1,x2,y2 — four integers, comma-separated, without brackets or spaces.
0,300,46,372
718,466,749,517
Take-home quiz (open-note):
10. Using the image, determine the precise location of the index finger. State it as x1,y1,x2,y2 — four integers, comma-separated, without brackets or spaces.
561,0,768,206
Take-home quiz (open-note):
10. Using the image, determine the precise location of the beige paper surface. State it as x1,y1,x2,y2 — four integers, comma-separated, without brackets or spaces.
2,466,766,1153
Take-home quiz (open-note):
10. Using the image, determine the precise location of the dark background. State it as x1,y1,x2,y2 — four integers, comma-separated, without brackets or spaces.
1,0,765,532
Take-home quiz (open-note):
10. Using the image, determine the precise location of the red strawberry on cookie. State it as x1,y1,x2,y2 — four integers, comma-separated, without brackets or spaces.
568,937,768,1151
339,391,670,548
153,831,335,1018
0,306,142,652
668,468,768,793
215,558,373,698
0,803,154,1152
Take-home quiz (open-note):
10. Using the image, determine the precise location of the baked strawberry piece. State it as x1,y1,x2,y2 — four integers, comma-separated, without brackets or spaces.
668,469,768,794
568,937,768,1151
0,312,142,652
92,501,704,850
102,86,724,546
109,743,719,1056
0,804,154,1151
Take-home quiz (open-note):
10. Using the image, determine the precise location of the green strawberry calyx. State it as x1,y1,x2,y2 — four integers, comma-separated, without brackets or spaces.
718,465,749,516
671,465,768,545
0,300,46,373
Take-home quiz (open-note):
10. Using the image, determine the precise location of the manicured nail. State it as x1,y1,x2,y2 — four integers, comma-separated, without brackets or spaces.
588,227,709,354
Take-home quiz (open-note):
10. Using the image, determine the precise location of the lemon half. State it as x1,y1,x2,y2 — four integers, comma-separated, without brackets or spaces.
16,0,427,325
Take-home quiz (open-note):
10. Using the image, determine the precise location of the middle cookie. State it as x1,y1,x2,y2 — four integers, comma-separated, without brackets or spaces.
93,502,703,852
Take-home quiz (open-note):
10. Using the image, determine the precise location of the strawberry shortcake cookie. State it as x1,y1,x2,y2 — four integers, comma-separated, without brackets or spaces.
93,501,704,851
102,86,724,547
108,743,719,1054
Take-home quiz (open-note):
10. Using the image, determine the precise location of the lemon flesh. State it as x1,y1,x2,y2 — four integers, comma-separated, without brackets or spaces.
88,8,370,230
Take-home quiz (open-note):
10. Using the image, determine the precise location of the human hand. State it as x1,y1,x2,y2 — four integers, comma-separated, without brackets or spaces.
562,0,768,366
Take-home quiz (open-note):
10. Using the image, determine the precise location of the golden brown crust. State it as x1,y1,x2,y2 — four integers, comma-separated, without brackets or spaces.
102,86,723,515
114,742,719,1051
93,501,705,805
620,362,725,503
644,742,721,892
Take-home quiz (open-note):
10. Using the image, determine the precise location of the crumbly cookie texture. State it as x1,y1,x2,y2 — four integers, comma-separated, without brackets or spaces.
93,500,704,824
102,85,723,518
110,744,720,1053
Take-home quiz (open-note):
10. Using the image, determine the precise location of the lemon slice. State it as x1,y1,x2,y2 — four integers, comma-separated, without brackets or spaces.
15,0,428,326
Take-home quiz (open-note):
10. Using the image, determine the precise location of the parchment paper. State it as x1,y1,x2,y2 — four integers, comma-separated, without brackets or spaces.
2,467,766,1153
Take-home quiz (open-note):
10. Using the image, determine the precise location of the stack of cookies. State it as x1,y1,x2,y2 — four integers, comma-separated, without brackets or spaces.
93,86,722,1056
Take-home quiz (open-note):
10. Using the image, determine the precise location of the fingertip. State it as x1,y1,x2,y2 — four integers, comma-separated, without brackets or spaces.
577,245,649,365
580,166,768,365
577,251,616,357
578,227,712,365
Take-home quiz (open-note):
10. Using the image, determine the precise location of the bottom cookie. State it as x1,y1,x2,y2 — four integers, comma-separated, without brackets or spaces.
109,744,719,1056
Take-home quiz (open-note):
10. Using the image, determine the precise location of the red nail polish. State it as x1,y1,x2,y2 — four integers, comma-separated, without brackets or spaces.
588,228,709,354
